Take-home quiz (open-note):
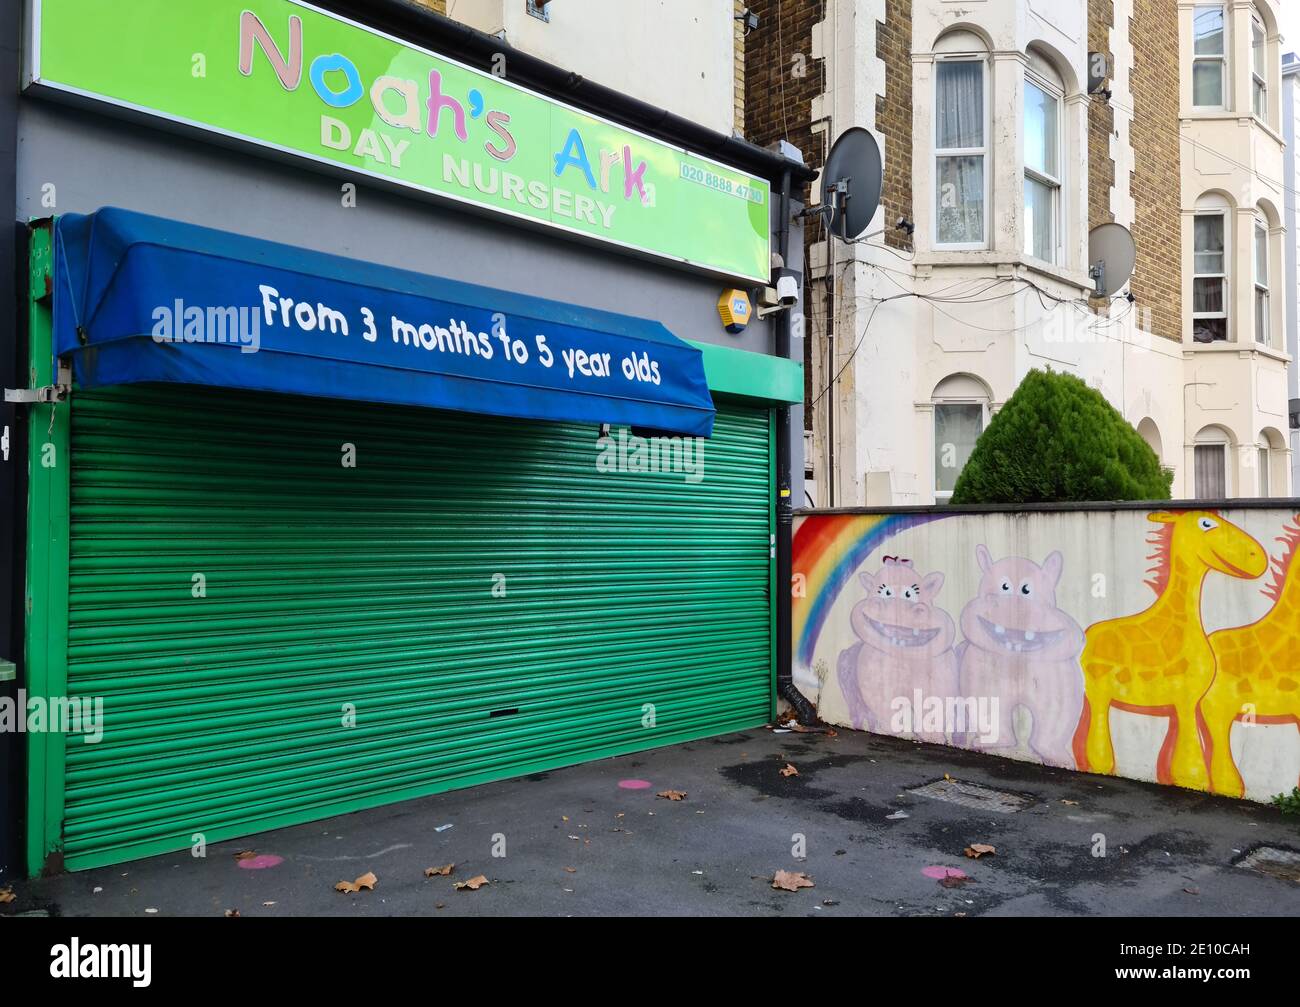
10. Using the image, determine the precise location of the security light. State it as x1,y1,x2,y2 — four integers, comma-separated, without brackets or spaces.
735,9,759,34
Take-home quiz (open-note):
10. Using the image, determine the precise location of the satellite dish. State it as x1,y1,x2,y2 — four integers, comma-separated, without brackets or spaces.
820,127,883,241
1087,222,1136,297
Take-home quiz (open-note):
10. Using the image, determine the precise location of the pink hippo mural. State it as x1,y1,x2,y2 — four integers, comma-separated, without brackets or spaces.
957,545,1085,767
836,557,959,742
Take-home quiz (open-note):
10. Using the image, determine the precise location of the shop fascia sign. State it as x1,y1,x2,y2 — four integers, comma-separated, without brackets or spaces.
25,0,772,282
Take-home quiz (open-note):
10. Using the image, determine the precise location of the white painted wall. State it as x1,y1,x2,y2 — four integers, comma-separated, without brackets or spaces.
447,0,737,135
804,0,1293,507
1179,0,1292,499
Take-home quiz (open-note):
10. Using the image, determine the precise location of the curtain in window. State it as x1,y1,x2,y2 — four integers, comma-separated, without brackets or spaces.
936,61,984,244
1194,444,1227,499
934,403,983,494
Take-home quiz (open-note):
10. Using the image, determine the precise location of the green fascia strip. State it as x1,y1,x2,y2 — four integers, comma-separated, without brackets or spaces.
689,340,802,405
25,220,72,877
768,410,778,720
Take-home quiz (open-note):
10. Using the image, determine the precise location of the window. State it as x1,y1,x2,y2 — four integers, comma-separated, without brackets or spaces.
1193,5,1227,108
1252,14,1267,118
932,374,989,500
1193,211,1228,342
935,57,987,247
1254,216,1269,344
1024,75,1061,263
1195,443,1227,498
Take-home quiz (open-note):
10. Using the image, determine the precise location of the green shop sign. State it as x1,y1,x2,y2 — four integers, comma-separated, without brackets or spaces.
27,0,771,281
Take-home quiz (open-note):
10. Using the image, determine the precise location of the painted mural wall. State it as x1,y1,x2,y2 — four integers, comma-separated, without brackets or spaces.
792,507,1300,803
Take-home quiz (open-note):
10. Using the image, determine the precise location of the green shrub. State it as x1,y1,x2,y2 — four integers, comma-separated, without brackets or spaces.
1274,787,1300,816
950,369,1173,504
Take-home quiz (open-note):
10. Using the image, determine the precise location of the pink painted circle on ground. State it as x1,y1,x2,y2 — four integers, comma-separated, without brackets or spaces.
921,865,967,880
236,854,283,870
618,779,653,790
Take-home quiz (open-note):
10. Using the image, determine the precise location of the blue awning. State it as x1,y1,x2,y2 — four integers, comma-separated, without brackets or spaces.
52,208,715,437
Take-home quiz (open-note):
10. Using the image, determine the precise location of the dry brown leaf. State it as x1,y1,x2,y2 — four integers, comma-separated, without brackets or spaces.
964,844,996,859
771,870,815,892
939,874,975,889
334,871,377,893
779,763,799,778
233,850,256,861
0,887,15,904
657,790,687,801
424,864,454,877
1061,799,1080,806
224,909,240,918
454,875,489,891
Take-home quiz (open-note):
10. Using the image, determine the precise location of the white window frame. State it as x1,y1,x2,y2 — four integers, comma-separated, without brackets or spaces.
1257,442,1271,497
1251,13,1267,119
1254,215,1269,345
933,398,988,502
1023,70,1063,265
1192,4,1228,110
1193,210,1229,343
933,54,990,251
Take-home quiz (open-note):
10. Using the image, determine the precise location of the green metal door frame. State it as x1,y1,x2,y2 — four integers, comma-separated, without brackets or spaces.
24,220,71,876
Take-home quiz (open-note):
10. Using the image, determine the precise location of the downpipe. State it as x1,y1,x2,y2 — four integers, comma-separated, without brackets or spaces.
773,168,818,726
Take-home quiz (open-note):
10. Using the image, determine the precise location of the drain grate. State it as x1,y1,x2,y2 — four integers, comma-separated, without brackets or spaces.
907,778,1033,813
1235,846,1300,882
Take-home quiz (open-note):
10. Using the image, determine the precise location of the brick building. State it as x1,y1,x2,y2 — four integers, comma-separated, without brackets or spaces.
748,0,1293,504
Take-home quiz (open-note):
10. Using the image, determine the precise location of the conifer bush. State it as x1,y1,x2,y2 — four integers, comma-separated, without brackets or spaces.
950,369,1172,504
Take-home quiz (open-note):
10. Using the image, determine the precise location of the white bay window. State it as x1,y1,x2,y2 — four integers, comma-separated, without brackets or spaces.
1193,5,1227,108
1024,71,1061,263
934,56,987,248
1192,205,1227,343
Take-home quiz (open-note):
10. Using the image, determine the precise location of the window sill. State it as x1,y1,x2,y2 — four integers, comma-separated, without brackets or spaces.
1182,341,1292,364
1181,111,1284,144
913,251,1091,292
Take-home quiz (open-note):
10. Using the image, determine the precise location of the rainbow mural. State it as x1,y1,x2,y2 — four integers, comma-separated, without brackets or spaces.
792,512,949,669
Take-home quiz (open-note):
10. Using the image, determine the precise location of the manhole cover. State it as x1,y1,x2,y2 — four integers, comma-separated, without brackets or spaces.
908,779,1033,813
1235,846,1300,882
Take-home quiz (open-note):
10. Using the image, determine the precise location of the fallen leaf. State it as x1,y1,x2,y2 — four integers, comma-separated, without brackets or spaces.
454,875,489,891
334,871,377,894
939,874,975,889
657,790,687,801
424,864,454,877
1061,800,1080,806
1184,887,1200,895
964,844,996,859
224,909,240,918
0,888,14,904
771,870,815,891
564,867,577,873
233,850,257,861
944,773,955,782
779,763,799,778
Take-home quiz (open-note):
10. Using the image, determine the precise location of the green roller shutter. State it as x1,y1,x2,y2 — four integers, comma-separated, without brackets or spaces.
59,384,773,870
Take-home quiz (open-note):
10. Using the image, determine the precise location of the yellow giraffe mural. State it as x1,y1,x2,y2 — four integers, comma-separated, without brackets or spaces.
1202,515,1300,798
1079,511,1266,791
